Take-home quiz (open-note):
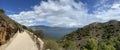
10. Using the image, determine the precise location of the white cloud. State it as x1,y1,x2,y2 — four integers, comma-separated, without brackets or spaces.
9,0,120,27
94,0,120,22
111,4,120,9
94,0,109,8
9,0,91,27
95,9,120,20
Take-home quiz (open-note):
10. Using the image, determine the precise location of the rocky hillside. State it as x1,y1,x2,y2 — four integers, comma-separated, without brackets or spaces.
0,9,23,45
60,20,120,50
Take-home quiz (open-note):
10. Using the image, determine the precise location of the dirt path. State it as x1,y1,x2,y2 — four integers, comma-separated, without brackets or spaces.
4,31,39,50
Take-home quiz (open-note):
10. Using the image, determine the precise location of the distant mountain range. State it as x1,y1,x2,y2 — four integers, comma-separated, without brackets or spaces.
29,25,77,39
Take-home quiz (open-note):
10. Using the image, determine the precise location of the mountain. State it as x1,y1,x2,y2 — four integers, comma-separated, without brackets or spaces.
29,25,77,39
60,20,120,50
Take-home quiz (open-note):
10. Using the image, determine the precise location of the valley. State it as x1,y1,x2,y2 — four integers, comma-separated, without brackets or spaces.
30,25,77,39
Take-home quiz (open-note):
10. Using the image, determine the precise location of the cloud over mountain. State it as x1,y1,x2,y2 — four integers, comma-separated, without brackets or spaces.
9,0,120,27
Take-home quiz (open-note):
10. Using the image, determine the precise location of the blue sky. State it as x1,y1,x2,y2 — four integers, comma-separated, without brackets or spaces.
0,0,120,27
0,0,100,14
0,0,41,14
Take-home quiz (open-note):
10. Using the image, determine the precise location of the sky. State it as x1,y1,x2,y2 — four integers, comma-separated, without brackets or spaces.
0,0,120,27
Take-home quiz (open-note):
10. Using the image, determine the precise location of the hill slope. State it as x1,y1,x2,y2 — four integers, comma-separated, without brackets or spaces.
61,20,120,50
0,9,23,45
0,9,44,50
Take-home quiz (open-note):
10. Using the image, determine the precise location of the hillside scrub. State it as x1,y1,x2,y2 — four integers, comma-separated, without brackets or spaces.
61,20,120,50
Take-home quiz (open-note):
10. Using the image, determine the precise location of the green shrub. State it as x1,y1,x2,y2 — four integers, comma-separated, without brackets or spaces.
99,42,116,50
84,38,98,50
44,39,61,50
64,40,78,50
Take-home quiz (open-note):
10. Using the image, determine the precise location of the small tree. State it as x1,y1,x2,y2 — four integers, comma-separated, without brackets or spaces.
0,9,5,13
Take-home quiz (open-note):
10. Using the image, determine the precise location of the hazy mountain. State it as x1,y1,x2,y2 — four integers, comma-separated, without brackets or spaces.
29,25,77,39
60,20,120,50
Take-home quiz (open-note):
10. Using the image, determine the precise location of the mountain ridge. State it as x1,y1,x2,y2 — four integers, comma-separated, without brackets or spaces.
60,20,120,50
